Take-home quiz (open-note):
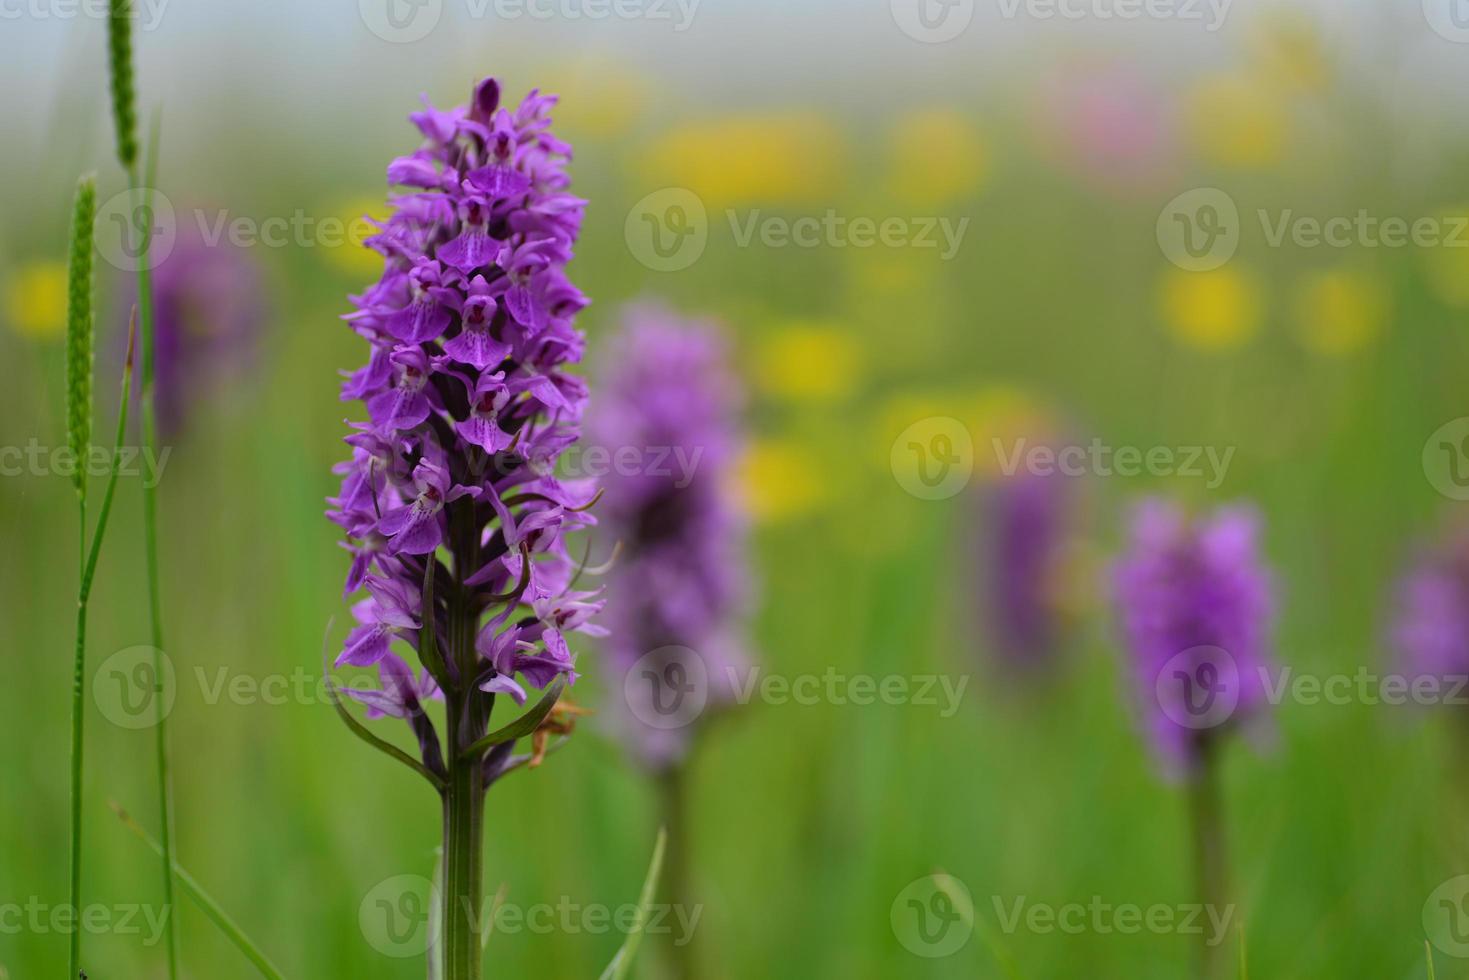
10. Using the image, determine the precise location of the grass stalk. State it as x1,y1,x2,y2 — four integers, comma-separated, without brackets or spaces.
108,4,180,968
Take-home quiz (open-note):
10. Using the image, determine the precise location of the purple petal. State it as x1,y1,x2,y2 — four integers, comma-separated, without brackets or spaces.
387,302,452,344
479,673,528,705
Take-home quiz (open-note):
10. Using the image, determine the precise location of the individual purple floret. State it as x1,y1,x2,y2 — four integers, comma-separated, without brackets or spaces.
591,305,749,770
982,470,1069,673
326,76,599,977
125,224,264,436
1111,499,1276,778
1390,524,1469,689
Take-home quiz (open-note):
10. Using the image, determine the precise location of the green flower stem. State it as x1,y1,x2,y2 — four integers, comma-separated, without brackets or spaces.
441,747,486,980
1189,742,1227,980
657,768,693,980
441,594,486,980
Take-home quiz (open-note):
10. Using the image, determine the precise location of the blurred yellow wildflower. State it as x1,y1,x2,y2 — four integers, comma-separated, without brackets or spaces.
1292,269,1387,356
1158,266,1262,352
1183,73,1288,169
735,438,826,524
637,112,846,208
1423,206,1469,308
873,385,1056,480
541,57,651,139
4,261,68,340
886,109,987,208
753,322,862,403
1246,12,1331,93
965,385,1063,479
323,197,388,277
848,244,936,297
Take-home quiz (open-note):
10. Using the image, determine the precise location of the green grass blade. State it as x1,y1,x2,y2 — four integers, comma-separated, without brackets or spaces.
1426,939,1436,980
130,108,181,980
598,827,667,980
110,802,289,980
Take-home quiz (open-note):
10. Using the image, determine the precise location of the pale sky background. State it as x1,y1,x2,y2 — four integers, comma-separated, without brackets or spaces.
3,0,1468,197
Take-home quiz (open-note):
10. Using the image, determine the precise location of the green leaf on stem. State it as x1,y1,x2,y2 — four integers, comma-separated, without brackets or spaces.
322,642,446,792
458,674,567,760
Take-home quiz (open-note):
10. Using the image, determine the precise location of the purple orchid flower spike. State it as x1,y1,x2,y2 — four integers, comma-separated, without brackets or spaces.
980,468,1073,676
119,220,265,438
324,76,597,980
591,304,752,772
1111,498,1276,779
1109,497,1276,978
1390,520,1469,694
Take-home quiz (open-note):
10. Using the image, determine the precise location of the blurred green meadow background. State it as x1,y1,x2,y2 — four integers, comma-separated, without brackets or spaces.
6,0,1469,977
